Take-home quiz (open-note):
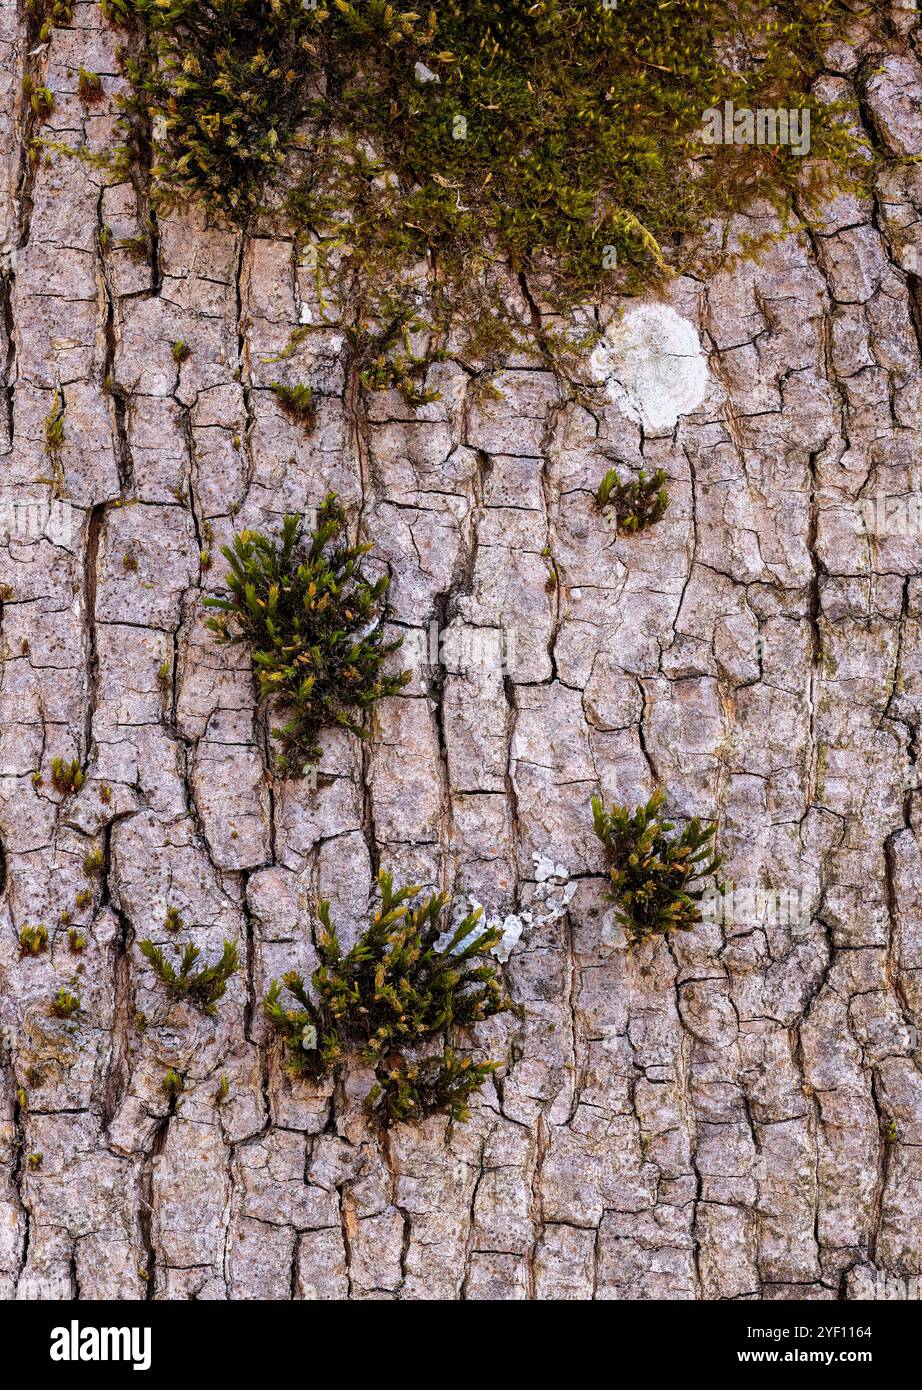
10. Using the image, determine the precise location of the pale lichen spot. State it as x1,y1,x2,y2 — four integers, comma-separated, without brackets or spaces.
590,303,710,433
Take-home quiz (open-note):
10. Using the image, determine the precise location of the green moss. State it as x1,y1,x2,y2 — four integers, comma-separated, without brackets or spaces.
19,924,48,957
164,906,183,934
597,466,668,536
366,1049,500,1126
27,1152,43,1171
140,938,239,1017
265,870,509,1123
103,0,874,402
67,928,87,954
44,387,65,456
50,986,81,1019
77,67,104,103
50,756,85,797
270,381,317,429
24,77,54,121
28,0,73,43
162,1068,184,1098
203,495,411,772
171,339,191,363
592,790,722,943
83,846,105,877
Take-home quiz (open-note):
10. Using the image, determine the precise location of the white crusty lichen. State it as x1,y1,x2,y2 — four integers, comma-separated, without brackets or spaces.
440,852,576,963
589,302,710,433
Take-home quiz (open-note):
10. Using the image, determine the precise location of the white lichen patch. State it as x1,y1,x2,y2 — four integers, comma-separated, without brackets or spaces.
440,853,575,963
590,302,710,433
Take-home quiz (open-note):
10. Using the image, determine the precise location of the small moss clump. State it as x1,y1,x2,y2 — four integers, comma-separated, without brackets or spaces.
50,986,81,1019
592,790,722,943
270,381,316,430
27,1152,43,1171
19,924,48,957
83,846,104,877
139,938,239,1017
162,1068,184,1099
164,906,183,934
597,466,668,536
25,76,54,121
77,67,103,103
44,387,65,456
367,1048,500,1126
171,339,191,364
67,928,87,954
50,757,85,797
265,871,509,1123
204,495,410,772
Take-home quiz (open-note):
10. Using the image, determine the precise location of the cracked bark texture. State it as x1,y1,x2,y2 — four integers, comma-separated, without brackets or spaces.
1,2,922,1301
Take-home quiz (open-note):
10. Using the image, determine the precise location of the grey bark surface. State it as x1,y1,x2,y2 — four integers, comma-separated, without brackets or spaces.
1,3,921,1300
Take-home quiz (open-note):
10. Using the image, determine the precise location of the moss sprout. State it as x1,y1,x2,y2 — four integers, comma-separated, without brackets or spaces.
50,757,85,797
164,906,183,934
140,938,239,1017
77,67,103,103
44,387,66,457
270,381,316,430
366,1048,500,1126
24,75,54,121
19,924,48,957
67,928,87,954
83,846,104,877
27,1152,43,1171
597,466,668,536
162,1068,184,1099
171,339,191,364
592,790,722,943
204,495,410,771
50,986,81,1019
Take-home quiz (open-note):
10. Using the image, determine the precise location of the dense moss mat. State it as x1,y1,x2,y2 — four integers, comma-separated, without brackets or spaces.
102,0,880,380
